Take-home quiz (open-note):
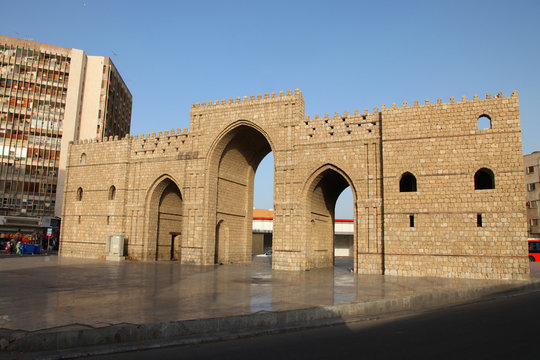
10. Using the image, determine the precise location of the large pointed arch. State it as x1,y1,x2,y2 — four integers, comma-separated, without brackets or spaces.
144,174,183,261
205,120,276,172
302,164,357,270
205,121,275,264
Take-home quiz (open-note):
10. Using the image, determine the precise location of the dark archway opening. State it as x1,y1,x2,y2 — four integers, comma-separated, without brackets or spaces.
215,220,228,264
151,180,183,261
474,168,495,190
399,172,417,192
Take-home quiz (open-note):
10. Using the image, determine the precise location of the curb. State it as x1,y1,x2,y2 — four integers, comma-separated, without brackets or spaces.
2,280,540,358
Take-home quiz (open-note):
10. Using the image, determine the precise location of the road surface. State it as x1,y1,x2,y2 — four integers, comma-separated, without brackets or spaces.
84,288,540,359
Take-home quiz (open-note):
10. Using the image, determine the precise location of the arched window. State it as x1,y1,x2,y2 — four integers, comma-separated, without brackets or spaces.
80,153,87,164
108,185,116,200
399,172,417,192
474,168,495,190
76,187,83,201
477,114,491,130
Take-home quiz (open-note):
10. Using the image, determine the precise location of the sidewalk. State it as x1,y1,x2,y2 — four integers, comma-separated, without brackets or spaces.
1,255,539,357
0,250,58,259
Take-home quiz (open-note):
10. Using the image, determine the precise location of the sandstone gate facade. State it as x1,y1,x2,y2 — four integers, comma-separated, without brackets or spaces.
60,89,529,280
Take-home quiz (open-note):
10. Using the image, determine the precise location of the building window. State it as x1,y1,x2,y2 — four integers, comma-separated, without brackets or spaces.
409,215,415,228
400,172,417,192
107,216,110,225
528,183,536,192
80,153,86,164
108,185,116,200
531,219,539,227
477,114,491,130
76,187,83,201
474,168,495,190
527,166,535,174
477,214,483,227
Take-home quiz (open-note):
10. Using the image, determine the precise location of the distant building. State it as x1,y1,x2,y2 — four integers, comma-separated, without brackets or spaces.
252,209,274,255
252,209,353,257
525,151,540,238
0,36,132,234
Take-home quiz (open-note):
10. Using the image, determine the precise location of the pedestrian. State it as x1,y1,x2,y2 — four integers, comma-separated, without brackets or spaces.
16,240,22,256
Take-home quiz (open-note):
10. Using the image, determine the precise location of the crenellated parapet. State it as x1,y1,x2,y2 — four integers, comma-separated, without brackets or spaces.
301,108,380,142
70,127,194,161
300,90,518,143
189,89,305,133
72,127,191,145
379,90,517,110
130,128,191,158
380,90,520,142
190,88,303,111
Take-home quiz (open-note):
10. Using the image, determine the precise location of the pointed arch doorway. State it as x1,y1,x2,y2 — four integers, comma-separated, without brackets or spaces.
305,166,356,270
146,178,183,261
210,123,273,264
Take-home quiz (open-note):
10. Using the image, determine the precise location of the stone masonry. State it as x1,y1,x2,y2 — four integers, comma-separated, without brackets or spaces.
60,89,529,280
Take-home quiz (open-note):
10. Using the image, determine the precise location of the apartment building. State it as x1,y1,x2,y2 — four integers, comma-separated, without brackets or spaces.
525,151,540,238
0,36,131,234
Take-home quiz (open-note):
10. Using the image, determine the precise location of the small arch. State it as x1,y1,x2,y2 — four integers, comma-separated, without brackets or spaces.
76,187,83,201
144,176,183,261
80,153,87,164
399,172,417,192
474,168,495,190
477,114,491,130
108,185,116,200
215,220,229,264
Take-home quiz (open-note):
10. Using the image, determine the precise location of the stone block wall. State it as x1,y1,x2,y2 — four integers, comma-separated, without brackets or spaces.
381,93,528,279
60,89,528,280
60,137,131,258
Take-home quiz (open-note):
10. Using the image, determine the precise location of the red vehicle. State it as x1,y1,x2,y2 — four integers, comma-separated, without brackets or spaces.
529,239,540,262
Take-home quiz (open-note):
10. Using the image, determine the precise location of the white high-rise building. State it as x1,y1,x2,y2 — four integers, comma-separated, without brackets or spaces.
0,36,132,233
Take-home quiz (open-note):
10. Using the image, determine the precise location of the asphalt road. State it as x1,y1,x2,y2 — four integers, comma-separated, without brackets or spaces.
84,288,540,360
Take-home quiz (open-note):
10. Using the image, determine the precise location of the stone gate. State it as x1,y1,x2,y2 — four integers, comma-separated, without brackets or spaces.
60,89,529,280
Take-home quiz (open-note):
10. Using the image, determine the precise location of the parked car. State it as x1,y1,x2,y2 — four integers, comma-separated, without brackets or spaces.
255,250,272,257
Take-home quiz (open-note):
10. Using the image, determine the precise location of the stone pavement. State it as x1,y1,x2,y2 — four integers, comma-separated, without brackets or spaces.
1,255,539,358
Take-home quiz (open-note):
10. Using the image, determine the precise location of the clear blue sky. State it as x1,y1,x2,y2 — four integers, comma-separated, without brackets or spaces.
3,0,539,218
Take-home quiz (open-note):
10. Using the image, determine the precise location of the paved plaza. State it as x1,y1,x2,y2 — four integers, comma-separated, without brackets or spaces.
1,255,539,356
